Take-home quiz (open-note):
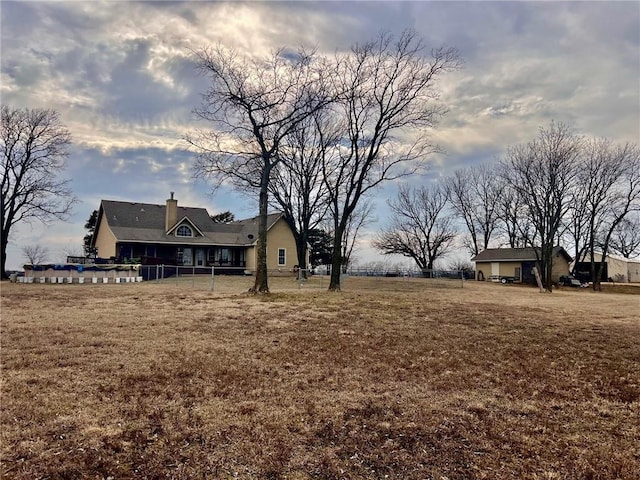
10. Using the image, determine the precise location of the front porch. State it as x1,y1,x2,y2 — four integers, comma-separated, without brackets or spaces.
116,243,246,271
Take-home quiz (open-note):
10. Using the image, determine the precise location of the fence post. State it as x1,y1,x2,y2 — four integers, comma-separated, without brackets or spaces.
192,266,195,288
210,266,214,292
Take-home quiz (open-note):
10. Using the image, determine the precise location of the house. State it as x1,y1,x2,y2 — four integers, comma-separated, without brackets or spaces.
471,247,572,283
92,194,301,274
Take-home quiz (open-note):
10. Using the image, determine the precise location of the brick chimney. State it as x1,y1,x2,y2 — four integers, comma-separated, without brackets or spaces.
165,192,177,231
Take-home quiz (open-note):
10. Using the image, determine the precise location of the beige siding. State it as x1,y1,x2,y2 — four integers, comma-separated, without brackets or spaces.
550,254,570,282
499,262,522,278
94,214,117,258
571,253,629,282
475,262,491,280
242,218,299,275
475,256,569,282
474,261,521,281
604,256,629,282
628,261,640,283
245,245,255,271
266,218,298,273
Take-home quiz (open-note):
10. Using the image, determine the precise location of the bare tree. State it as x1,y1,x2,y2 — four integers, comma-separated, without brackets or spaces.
445,164,501,256
577,139,640,289
373,183,456,275
609,213,640,259
323,31,461,290
188,45,330,293
500,122,581,292
446,258,474,274
340,200,374,273
268,110,337,276
21,244,49,265
564,180,591,274
495,183,532,248
1,105,75,279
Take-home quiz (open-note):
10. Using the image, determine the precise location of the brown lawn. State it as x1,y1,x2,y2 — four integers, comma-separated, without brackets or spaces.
1,277,639,479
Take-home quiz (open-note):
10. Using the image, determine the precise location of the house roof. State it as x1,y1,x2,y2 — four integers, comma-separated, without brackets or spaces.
471,247,573,263
94,200,282,247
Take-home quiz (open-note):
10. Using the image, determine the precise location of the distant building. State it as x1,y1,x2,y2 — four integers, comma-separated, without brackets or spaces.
628,259,640,283
471,247,572,284
572,252,638,283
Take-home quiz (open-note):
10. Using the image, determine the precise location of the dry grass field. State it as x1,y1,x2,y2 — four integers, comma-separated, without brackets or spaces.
1,277,639,479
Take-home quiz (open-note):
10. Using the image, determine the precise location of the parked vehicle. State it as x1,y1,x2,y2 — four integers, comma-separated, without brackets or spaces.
559,275,581,287
489,275,516,284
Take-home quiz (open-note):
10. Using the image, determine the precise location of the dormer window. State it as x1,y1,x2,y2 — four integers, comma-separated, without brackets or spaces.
176,225,193,237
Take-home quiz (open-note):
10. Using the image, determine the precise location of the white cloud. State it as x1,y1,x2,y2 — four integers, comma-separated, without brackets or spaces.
2,0,638,270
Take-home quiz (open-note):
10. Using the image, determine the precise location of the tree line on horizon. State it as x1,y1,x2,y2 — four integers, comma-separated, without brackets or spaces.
373,122,639,292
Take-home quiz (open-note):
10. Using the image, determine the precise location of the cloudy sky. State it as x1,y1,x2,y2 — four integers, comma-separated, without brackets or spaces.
2,0,639,270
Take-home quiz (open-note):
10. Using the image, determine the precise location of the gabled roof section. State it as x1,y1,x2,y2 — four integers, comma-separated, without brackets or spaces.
100,200,217,231
471,247,573,263
166,216,205,237
94,199,285,247
229,212,283,244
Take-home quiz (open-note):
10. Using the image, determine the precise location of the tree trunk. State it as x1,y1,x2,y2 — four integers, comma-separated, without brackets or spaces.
1,230,8,279
250,172,270,294
328,227,343,291
544,255,554,292
295,233,308,279
593,259,602,291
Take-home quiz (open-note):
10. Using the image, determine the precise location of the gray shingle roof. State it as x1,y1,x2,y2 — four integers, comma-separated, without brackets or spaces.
471,247,572,263
97,200,282,246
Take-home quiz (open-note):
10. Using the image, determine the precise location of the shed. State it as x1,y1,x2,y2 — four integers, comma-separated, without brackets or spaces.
471,247,572,284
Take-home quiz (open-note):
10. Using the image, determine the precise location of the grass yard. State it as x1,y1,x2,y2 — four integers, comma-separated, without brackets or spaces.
1,277,639,479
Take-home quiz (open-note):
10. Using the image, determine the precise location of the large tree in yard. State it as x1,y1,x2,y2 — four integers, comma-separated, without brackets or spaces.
268,110,337,276
496,183,532,249
323,31,460,290
1,105,75,279
500,122,581,292
188,45,330,293
445,164,501,256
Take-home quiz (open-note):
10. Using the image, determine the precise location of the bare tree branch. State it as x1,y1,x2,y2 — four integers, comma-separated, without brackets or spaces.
1,105,76,278
445,164,501,256
499,122,581,292
373,183,456,275
186,45,331,293
21,244,49,265
323,30,461,290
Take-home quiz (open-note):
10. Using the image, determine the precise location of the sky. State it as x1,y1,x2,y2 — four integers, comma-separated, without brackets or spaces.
2,0,639,271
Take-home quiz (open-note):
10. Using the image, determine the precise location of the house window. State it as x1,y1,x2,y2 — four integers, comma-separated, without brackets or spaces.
278,248,286,266
182,247,193,266
176,225,193,237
